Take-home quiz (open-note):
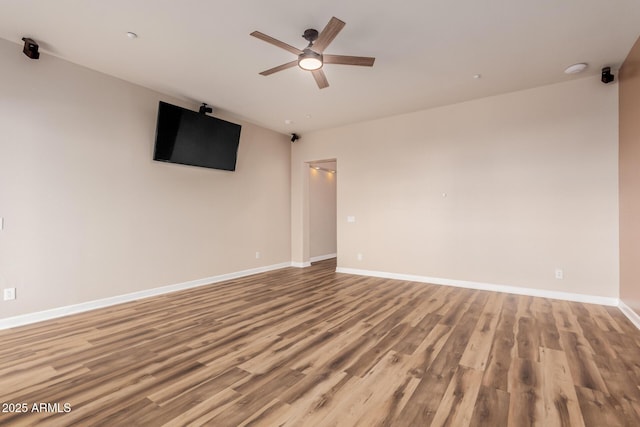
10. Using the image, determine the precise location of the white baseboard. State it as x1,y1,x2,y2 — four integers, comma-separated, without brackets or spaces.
335,267,619,307
3,262,633,331
310,253,337,263
291,261,312,268
618,300,640,330
0,261,293,330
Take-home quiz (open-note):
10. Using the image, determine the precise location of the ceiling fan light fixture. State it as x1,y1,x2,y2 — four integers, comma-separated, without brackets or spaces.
298,49,323,71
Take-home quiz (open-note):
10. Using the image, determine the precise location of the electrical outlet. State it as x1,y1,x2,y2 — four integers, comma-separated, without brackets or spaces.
0,217,4,230
555,268,564,280
3,288,16,301
357,253,363,261
255,251,260,259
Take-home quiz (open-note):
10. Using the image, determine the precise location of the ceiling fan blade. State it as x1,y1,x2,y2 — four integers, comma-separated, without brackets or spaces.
312,69,329,89
323,54,375,67
250,31,302,55
259,60,298,76
312,17,345,53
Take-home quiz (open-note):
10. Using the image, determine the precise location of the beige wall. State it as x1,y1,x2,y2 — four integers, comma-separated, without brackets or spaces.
620,36,640,312
292,77,619,298
309,167,337,258
0,38,291,319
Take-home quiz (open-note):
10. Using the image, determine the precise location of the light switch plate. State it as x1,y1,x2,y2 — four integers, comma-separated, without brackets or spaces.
3,288,16,301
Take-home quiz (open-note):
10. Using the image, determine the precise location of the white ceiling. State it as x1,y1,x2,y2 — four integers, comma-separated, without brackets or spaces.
1,0,639,135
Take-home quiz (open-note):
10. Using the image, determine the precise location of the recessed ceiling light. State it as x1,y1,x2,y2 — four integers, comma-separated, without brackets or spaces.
126,32,138,39
473,74,482,79
284,119,293,125
305,114,312,119
564,63,587,74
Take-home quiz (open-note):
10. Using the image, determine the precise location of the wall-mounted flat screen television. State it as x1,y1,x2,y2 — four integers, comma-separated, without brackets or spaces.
153,101,242,171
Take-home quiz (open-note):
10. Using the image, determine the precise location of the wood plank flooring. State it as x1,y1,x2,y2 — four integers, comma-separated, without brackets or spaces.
1,259,640,426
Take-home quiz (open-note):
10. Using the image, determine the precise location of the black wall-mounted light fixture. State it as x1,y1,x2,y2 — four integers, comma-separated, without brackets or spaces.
290,133,300,142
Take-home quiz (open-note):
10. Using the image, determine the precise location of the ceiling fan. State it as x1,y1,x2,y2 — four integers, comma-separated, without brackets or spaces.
250,17,375,89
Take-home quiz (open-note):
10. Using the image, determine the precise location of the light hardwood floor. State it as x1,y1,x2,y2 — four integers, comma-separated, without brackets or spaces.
1,259,639,426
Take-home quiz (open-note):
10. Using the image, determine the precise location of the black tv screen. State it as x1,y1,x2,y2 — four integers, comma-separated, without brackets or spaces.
153,101,241,171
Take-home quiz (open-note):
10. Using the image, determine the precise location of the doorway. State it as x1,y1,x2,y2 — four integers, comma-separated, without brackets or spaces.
308,159,337,263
